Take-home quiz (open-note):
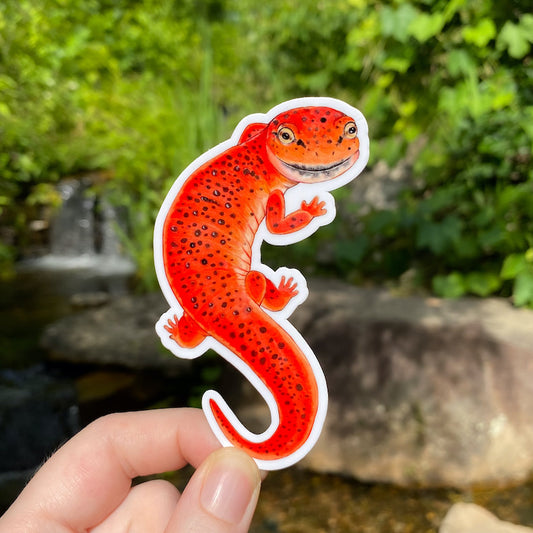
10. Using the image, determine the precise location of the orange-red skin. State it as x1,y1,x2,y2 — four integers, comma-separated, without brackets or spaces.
161,106,359,461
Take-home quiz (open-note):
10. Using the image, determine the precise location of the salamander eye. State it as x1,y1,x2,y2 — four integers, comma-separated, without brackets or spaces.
277,126,296,145
343,121,358,139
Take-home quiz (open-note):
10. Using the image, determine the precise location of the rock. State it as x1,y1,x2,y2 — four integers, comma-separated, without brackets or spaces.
41,292,189,373
349,143,424,215
70,291,110,309
440,503,533,532
352,159,410,214
232,280,533,488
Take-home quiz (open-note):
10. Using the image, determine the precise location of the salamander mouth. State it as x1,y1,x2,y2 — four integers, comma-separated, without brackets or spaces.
277,154,357,181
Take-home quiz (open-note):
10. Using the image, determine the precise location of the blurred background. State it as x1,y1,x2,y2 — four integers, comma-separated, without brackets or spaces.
1,0,532,531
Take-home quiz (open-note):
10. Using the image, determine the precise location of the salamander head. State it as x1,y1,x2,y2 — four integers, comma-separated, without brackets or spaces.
265,106,361,184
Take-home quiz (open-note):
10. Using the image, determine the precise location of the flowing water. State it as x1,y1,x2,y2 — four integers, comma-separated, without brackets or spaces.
21,178,134,273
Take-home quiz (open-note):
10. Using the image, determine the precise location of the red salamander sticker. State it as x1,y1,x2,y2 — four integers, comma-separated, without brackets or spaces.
154,97,369,470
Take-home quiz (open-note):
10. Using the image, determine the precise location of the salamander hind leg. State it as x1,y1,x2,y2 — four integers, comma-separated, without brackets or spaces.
164,312,207,348
264,275,299,311
245,271,267,304
245,270,298,312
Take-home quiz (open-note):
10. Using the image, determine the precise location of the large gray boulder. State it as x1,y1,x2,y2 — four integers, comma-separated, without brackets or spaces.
237,280,533,488
41,292,188,374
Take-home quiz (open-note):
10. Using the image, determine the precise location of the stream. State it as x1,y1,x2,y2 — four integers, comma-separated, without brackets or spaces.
2,180,533,531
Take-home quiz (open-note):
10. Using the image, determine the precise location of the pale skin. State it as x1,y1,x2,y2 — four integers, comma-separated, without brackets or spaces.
0,409,262,533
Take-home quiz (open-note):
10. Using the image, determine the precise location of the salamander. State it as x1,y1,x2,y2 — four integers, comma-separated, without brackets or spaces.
154,97,369,470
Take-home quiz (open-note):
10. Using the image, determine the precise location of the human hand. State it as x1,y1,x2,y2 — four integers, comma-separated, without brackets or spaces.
0,408,262,532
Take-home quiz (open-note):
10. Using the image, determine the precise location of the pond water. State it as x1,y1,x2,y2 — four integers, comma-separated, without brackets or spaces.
0,267,132,368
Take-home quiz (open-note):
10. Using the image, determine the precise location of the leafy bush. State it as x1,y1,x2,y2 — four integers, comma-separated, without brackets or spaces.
1,0,532,305
236,0,533,306
0,0,229,287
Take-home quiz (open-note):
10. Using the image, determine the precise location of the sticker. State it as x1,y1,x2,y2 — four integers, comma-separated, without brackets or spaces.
154,97,369,470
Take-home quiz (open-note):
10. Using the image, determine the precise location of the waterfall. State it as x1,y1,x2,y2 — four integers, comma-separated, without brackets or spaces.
50,180,96,257
22,178,135,274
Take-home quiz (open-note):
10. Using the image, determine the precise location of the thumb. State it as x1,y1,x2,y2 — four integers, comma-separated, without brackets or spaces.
167,447,261,533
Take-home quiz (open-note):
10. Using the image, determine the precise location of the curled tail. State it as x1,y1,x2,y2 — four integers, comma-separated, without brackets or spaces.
203,308,328,470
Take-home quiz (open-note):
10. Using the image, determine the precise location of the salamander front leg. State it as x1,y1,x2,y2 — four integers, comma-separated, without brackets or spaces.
266,190,326,235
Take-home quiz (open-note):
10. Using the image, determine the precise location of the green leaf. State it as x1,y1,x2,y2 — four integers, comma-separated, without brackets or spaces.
521,15,533,51
416,215,463,255
501,253,528,280
379,4,418,43
382,57,411,73
478,227,504,250
464,271,501,297
462,18,496,48
447,49,476,78
335,236,369,265
497,21,531,59
432,272,466,298
408,12,445,43
513,270,533,307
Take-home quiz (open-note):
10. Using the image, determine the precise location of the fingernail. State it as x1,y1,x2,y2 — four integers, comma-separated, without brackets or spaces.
200,448,260,524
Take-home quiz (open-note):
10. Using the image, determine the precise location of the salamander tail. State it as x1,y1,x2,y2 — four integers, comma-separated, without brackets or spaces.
202,312,328,471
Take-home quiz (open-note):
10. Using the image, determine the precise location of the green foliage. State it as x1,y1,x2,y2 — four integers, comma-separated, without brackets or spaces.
242,0,533,307
1,0,532,306
0,0,229,288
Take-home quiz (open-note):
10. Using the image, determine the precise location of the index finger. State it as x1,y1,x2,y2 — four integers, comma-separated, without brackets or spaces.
2,408,221,532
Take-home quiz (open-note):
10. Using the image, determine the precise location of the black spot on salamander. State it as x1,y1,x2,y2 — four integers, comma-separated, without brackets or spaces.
296,138,306,148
